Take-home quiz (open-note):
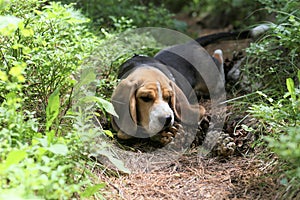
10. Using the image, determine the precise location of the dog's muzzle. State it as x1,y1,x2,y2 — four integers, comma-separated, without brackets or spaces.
148,102,174,136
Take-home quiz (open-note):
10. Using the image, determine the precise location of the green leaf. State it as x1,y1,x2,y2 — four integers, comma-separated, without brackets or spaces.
81,183,106,198
0,150,27,171
0,0,10,9
46,130,55,145
97,150,131,174
75,68,96,90
81,96,118,117
0,15,21,36
103,130,114,138
0,71,8,81
48,144,69,156
46,88,60,131
286,78,296,100
20,28,34,37
96,97,118,117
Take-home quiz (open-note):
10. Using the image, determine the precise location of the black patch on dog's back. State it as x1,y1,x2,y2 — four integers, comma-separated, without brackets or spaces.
117,55,175,81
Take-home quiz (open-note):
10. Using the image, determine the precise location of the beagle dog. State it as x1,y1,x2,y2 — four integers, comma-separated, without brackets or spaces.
111,47,223,140
111,25,269,142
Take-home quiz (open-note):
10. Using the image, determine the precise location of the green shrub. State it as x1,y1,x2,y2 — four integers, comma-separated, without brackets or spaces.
243,0,299,94
56,0,176,29
1,0,101,127
0,0,127,199
184,0,267,28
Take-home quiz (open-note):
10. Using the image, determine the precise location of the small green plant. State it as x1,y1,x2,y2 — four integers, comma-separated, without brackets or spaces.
249,71,300,198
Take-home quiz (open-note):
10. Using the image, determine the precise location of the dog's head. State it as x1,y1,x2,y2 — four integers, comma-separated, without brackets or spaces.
111,66,202,139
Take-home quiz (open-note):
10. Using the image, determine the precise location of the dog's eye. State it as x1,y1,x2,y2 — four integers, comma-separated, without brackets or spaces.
163,96,171,102
140,96,153,102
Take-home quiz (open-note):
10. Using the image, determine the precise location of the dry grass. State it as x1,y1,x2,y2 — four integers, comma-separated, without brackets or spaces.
95,149,281,200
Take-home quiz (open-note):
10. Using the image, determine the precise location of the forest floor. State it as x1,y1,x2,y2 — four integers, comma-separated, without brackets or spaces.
96,14,283,199
98,151,280,199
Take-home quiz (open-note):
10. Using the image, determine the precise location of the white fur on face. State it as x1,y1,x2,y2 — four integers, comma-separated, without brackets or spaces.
147,82,174,136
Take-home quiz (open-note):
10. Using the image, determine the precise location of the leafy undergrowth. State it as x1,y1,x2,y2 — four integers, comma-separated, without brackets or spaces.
0,1,114,199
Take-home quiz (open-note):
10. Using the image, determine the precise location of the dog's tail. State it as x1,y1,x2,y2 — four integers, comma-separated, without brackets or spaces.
196,24,269,47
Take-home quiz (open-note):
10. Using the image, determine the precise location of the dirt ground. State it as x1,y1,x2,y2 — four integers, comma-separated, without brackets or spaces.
96,14,283,200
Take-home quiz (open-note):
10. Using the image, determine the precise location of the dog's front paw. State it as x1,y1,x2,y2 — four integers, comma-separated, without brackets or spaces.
212,133,236,157
160,129,176,145
151,125,178,145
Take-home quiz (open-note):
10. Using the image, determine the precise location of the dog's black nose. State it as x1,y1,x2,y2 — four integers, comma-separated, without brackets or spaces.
165,116,172,127
159,115,172,128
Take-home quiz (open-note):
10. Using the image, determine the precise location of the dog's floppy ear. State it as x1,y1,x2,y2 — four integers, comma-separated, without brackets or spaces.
111,78,139,139
170,81,205,124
